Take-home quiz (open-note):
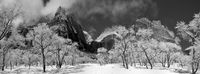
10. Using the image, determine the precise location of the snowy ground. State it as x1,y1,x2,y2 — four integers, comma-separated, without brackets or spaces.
0,63,191,74
71,64,179,74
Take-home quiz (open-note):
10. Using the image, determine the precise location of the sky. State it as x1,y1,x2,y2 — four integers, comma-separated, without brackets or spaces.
1,0,200,32
1,0,200,51
3,0,198,36
43,0,199,51
1,0,200,36
154,0,200,51
64,0,200,37
154,0,200,30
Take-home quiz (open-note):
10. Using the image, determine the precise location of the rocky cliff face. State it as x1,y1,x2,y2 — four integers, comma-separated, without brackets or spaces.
16,6,122,55
47,7,101,54
135,18,176,43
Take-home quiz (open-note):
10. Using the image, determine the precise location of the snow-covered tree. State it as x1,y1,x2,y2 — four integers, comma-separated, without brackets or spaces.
22,50,39,69
176,13,200,74
0,31,22,71
176,53,190,68
105,25,136,69
0,39,14,71
0,4,21,41
26,23,54,72
48,35,77,68
136,28,159,69
0,4,23,71
157,42,181,67
135,18,181,69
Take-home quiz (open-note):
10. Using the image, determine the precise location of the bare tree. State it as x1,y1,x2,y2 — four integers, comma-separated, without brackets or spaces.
0,37,17,71
176,13,200,74
157,42,181,68
0,4,22,71
26,23,54,72
0,5,21,40
49,35,77,68
110,25,134,69
136,29,159,69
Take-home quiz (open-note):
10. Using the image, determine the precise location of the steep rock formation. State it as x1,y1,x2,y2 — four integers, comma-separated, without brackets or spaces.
48,7,121,54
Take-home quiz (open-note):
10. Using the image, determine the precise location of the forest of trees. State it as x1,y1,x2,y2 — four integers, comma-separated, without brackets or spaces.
1,4,200,74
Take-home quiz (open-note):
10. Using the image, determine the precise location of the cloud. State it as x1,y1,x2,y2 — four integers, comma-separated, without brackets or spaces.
12,16,23,28
0,0,77,24
20,0,44,21
0,0,158,39
69,0,158,38
0,0,16,7
41,0,77,16
0,0,44,23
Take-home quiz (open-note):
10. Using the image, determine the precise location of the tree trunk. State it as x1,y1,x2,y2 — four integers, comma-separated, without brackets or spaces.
161,58,166,67
122,41,128,69
2,52,5,71
191,49,195,74
143,49,153,69
0,20,11,41
138,59,142,66
57,63,62,68
130,53,135,66
121,55,126,68
71,55,75,66
160,54,166,67
57,59,63,68
133,60,136,67
28,57,31,69
41,48,46,72
166,53,171,68
144,60,148,69
191,62,199,74
191,49,199,74
162,62,165,67
15,60,18,67
57,49,61,68
179,61,184,68
125,57,129,69
121,55,125,67
10,61,12,70
56,49,65,69
5,65,8,69
130,60,133,66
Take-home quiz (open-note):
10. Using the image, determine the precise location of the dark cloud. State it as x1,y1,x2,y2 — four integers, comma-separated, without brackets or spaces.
0,0,77,26
68,0,158,38
1,0,158,39
42,0,50,6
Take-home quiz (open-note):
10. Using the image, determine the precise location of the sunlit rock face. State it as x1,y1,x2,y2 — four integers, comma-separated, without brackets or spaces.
135,18,176,43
